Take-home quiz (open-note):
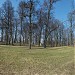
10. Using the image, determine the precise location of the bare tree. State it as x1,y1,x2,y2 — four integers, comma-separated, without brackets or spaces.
68,12,74,46
2,0,14,45
41,0,60,48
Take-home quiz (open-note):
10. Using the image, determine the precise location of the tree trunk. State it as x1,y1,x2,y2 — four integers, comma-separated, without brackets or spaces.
1,28,3,42
20,19,23,46
29,1,32,49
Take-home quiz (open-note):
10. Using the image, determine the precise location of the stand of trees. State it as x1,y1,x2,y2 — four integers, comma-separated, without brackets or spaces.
0,0,74,49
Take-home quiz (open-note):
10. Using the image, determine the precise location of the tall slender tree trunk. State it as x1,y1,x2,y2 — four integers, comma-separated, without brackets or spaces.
29,0,32,49
20,19,23,46
1,19,3,42
43,1,52,48
29,30,32,49
44,26,47,48
14,20,18,43
29,24,32,49
1,28,3,42
38,34,41,46
38,28,42,46
70,21,73,46
6,28,9,45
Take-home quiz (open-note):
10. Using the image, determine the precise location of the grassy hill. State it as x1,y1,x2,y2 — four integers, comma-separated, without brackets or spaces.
0,46,74,75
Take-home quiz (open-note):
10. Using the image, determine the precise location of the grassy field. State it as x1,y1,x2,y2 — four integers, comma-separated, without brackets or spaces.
0,46,74,75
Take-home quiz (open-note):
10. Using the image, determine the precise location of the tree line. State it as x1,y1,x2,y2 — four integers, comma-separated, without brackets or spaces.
0,0,74,49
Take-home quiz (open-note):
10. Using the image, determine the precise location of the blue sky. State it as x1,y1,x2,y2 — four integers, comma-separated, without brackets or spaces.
54,0,73,22
0,0,73,22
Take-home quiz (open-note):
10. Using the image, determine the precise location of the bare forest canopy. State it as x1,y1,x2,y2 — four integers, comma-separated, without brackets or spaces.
0,0,75,49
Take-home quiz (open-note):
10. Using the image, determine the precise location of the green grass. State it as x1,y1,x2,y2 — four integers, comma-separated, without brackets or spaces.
0,46,74,75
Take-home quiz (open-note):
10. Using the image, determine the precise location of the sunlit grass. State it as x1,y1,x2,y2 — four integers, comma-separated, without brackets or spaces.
0,45,74,75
